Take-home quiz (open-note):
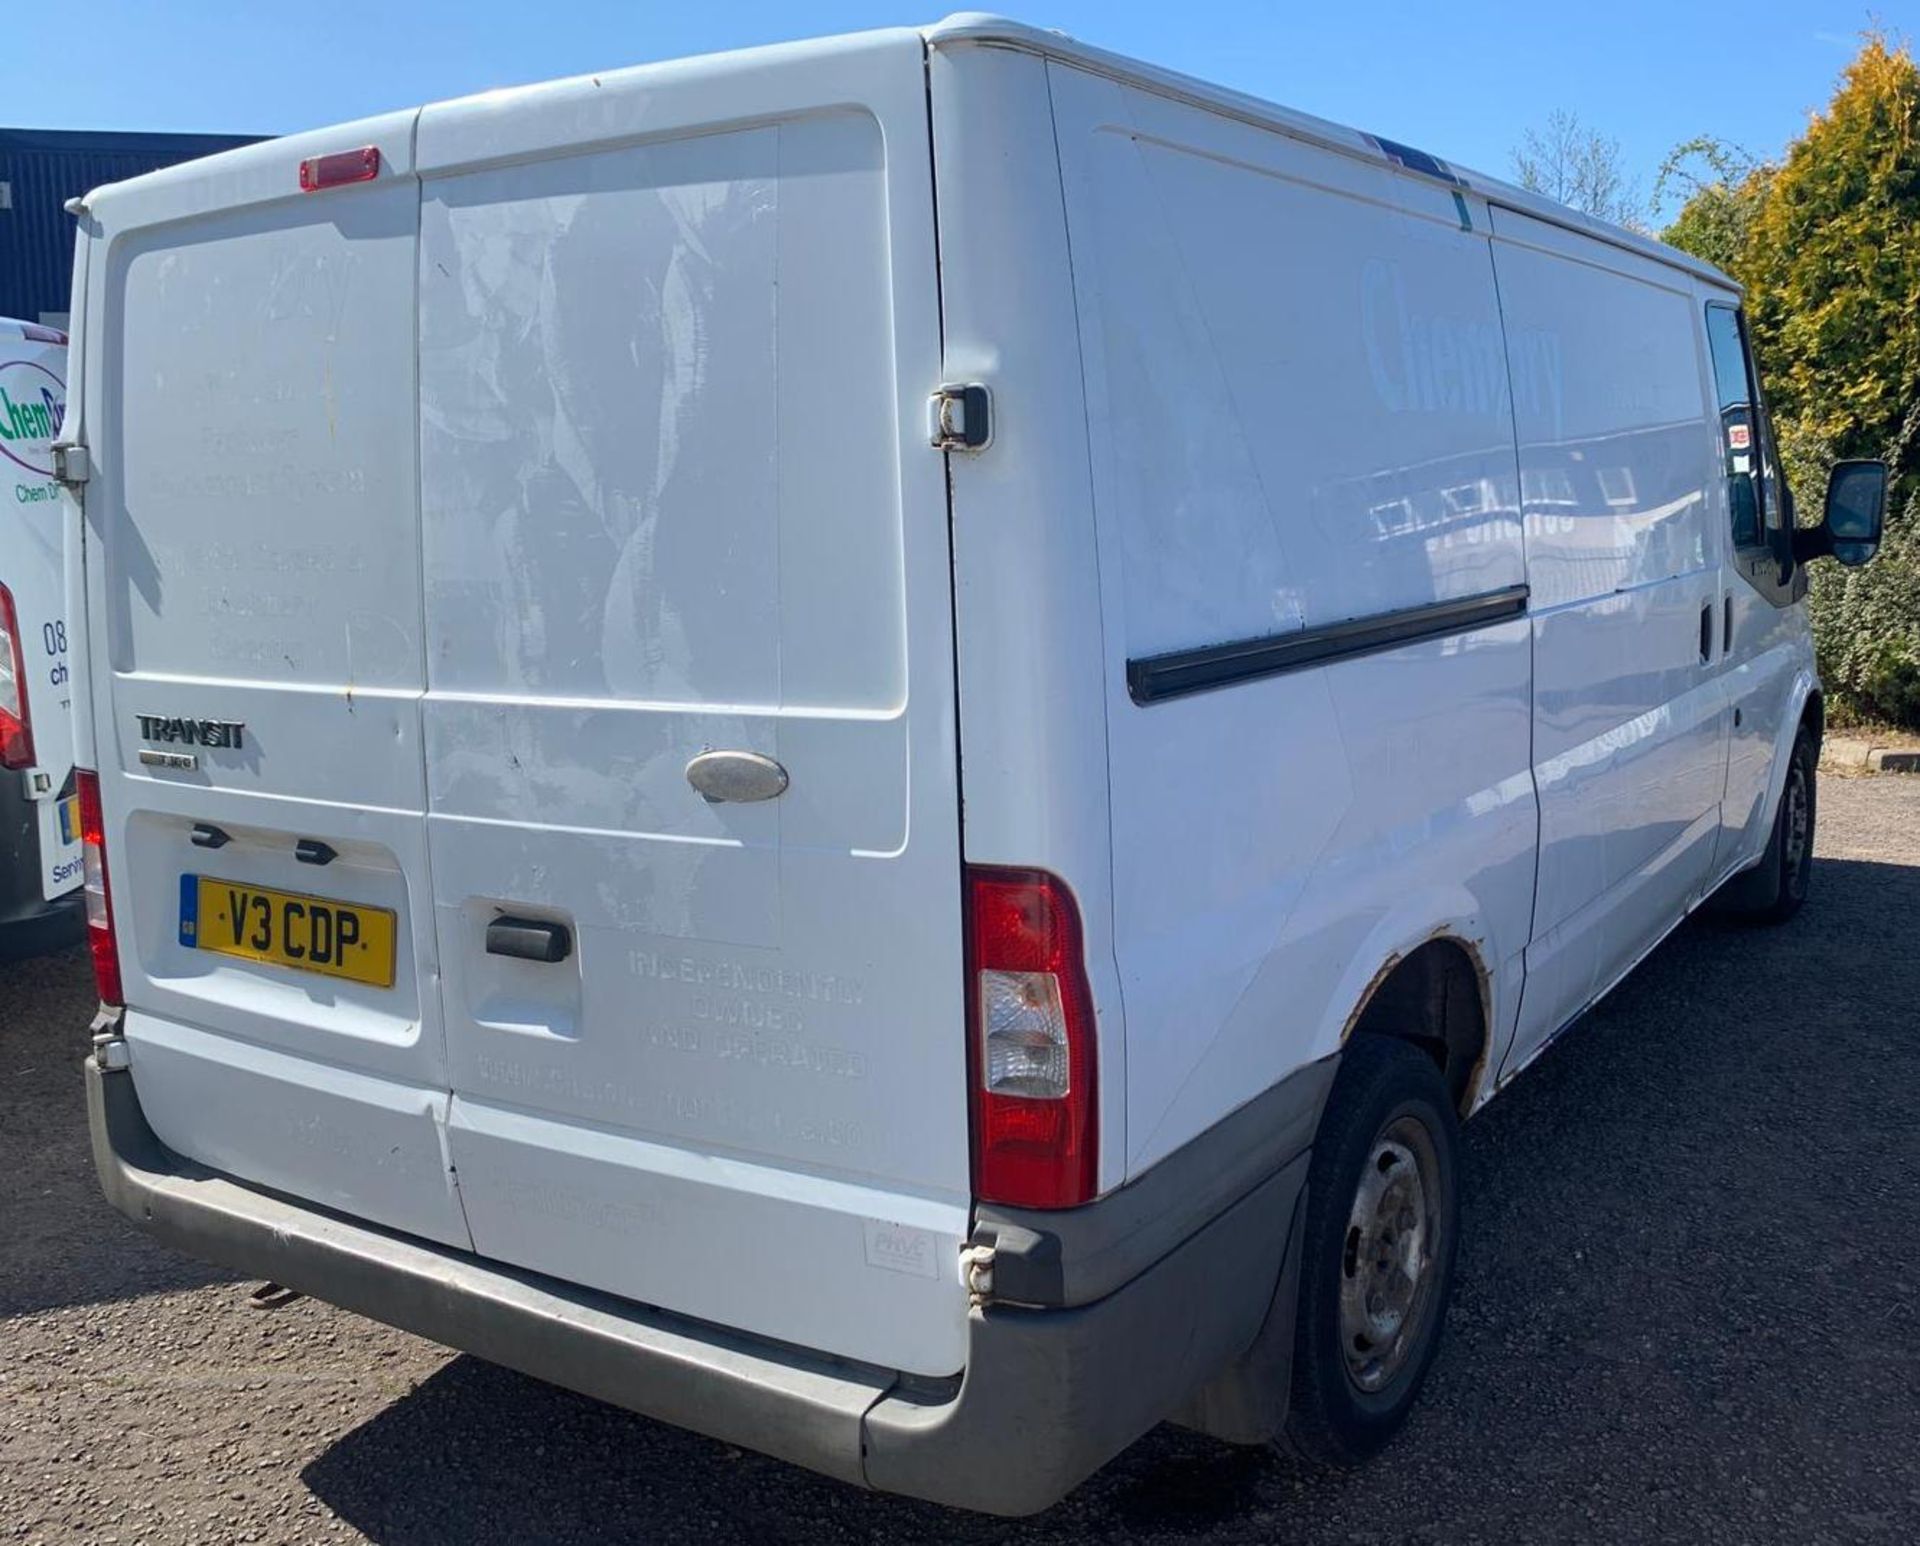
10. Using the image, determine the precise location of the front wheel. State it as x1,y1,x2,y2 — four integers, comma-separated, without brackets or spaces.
1716,726,1817,924
1767,729,1818,921
1282,1035,1459,1467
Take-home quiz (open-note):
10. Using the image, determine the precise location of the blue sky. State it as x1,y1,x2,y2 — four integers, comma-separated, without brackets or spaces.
4,3,1911,221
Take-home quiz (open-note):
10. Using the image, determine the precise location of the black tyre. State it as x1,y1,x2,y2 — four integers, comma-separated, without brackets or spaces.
1282,1035,1459,1467
1716,726,1817,924
1760,727,1817,922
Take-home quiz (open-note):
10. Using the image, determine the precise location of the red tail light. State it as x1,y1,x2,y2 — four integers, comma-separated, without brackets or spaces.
965,867,1097,1209
76,769,123,1006
0,583,34,771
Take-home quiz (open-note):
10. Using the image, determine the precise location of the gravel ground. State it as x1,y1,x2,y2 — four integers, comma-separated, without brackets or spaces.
4,773,1918,1545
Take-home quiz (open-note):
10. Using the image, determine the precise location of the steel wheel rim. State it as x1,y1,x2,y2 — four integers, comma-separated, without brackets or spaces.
1339,1114,1442,1394
1783,762,1811,892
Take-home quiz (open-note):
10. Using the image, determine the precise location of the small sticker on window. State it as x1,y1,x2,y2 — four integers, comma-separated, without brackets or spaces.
1728,423,1751,451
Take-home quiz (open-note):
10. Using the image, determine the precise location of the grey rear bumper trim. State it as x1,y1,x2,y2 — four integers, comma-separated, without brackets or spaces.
89,1055,1310,1515
972,1054,1335,1306
88,1057,885,1485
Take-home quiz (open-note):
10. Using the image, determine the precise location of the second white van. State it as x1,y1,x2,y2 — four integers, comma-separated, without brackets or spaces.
0,316,81,959
65,16,1884,1515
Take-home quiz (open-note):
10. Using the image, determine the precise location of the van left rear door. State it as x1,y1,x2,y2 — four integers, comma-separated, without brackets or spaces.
76,117,467,1248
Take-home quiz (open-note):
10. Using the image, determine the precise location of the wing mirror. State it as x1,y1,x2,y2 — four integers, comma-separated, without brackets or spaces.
1793,459,1887,568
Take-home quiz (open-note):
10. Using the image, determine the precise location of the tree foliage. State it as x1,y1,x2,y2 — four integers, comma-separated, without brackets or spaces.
1739,37,1920,474
1664,35,1920,726
1652,137,1768,276
1512,109,1646,230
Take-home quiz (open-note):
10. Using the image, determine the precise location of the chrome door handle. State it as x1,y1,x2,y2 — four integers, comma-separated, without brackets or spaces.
686,750,788,804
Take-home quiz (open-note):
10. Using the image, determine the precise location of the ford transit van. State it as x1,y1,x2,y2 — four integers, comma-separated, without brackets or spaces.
64,16,1885,1514
0,317,81,958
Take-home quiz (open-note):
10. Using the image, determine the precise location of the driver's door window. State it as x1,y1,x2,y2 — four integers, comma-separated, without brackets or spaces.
1705,303,1766,549
1706,302,1798,604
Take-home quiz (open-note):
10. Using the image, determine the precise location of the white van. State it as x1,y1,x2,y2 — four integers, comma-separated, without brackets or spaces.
0,317,82,959
67,17,1885,1514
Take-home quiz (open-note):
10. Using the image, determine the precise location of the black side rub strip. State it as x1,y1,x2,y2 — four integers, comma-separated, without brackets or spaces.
1127,583,1530,705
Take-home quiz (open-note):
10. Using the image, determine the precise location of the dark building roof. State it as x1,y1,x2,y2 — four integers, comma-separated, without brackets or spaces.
1,127,265,326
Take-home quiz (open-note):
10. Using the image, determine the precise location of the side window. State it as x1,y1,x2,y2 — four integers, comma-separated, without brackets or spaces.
1704,303,1767,549
1754,377,1793,539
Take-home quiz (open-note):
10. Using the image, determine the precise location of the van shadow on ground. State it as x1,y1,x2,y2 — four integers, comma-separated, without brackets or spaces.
0,946,236,1319
300,851,1920,1545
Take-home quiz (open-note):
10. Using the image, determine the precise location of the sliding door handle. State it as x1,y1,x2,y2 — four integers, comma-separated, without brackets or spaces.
1699,601,1714,663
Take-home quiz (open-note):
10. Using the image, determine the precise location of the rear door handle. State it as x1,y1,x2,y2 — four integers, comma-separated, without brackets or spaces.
1699,601,1714,662
685,749,788,804
485,916,572,964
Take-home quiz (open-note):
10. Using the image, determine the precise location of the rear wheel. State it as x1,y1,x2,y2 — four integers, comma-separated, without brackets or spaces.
1282,1035,1459,1466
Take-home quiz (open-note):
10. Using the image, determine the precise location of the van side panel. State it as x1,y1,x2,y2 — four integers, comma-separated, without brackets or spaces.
929,44,1128,1189
1490,209,1726,1072
1048,67,1536,1175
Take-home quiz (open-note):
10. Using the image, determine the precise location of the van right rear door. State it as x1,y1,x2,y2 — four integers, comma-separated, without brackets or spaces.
412,33,974,1377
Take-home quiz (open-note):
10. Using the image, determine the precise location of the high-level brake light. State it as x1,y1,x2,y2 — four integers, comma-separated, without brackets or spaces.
299,146,380,192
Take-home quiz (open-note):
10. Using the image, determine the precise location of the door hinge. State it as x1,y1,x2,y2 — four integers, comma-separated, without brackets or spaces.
91,1006,129,1066
928,383,991,452
52,441,89,487
959,1241,996,1306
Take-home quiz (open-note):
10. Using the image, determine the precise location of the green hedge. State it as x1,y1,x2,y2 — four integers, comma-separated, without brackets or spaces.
1808,493,1920,727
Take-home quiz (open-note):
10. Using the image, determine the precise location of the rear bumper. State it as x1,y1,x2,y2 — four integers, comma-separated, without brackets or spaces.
88,1055,1311,1515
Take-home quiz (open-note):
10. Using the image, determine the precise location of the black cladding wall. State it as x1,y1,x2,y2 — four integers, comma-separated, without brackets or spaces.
1,128,263,326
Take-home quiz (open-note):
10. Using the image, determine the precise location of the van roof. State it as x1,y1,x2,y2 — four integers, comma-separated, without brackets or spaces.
73,14,1738,296
924,13,1738,293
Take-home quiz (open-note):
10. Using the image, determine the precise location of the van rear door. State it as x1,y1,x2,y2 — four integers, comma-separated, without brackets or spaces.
413,34,971,1375
76,115,472,1248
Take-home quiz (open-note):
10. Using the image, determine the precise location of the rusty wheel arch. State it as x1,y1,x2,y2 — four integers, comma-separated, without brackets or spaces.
1341,937,1491,1117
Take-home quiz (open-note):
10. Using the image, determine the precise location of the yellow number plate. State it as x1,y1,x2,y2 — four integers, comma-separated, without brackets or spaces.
178,874,397,987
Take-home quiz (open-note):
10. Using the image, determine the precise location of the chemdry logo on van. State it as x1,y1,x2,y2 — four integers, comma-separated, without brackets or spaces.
136,715,246,750
0,359,66,478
